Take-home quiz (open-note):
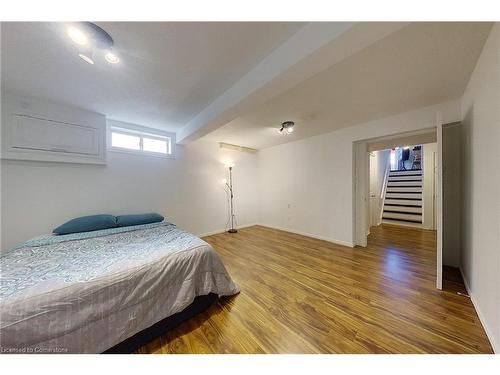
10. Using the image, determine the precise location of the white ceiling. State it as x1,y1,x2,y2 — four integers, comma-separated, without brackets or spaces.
1,22,305,132
204,22,493,149
1,22,492,149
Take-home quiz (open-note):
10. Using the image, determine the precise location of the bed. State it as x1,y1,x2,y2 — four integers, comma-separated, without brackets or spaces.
0,222,239,353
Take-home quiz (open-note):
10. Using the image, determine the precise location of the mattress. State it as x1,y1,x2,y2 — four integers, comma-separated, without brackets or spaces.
0,222,239,353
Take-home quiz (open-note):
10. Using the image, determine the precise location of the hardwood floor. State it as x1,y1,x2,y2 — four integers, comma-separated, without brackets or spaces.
136,224,493,354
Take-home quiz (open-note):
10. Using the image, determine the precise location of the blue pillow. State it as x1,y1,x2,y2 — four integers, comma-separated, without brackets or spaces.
53,214,117,235
116,213,164,227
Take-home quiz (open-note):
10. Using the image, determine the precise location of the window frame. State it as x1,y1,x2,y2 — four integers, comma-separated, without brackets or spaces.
107,121,175,159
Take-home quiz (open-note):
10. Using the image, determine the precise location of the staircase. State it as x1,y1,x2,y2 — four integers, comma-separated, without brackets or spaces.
382,169,423,226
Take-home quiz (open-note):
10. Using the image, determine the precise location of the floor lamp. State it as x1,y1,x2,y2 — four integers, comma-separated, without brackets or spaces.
223,165,237,233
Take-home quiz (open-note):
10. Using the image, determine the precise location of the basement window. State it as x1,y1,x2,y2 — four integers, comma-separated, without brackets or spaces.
108,123,175,158
111,132,141,150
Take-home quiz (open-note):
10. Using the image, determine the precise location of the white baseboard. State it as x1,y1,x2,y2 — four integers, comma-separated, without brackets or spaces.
257,223,355,248
459,267,499,354
197,223,258,238
421,225,436,231
199,222,354,248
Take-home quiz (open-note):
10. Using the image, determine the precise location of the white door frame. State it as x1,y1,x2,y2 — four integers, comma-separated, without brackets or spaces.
436,116,443,290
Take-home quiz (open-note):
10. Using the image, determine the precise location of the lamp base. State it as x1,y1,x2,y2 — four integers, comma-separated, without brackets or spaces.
227,229,238,233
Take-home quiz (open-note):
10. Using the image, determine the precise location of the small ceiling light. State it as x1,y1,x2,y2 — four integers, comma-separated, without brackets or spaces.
279,121,295,135
68,26,88,45
78,53,95,65
105,51,120,64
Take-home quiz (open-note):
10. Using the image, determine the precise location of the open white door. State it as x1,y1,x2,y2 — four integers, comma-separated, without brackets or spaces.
436,119,443,290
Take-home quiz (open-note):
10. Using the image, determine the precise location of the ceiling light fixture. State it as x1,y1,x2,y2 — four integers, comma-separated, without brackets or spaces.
78,53,95,65
76,44,96,65
104,51,120,64
67,26,88,45
279,121,295,135
67,22,120,65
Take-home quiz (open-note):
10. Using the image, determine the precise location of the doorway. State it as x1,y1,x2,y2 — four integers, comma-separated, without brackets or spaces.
354,124,463,290
353,128,441,288
368,145,435,230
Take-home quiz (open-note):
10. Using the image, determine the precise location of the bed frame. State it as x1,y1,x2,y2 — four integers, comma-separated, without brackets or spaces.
103,293,218,354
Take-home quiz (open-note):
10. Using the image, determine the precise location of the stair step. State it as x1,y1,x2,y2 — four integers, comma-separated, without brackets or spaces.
385,192,422,199
389,169,422,176
386,187,422,193
382,219,423,228
384,199,422,206
388,175,423,181
387,186,422,191
387,181,422,187
389,173,422,178
382,212,423,223
383,205,422,214
384,210,422,216
388,174,423,179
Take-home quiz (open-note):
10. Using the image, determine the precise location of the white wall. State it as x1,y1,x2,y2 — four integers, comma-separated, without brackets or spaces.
1,111,259,252
460,24,500,353
369,150,390,227
258,100,460,246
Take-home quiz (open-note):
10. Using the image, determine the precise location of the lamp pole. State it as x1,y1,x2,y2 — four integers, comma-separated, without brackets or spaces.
227,166,237,233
